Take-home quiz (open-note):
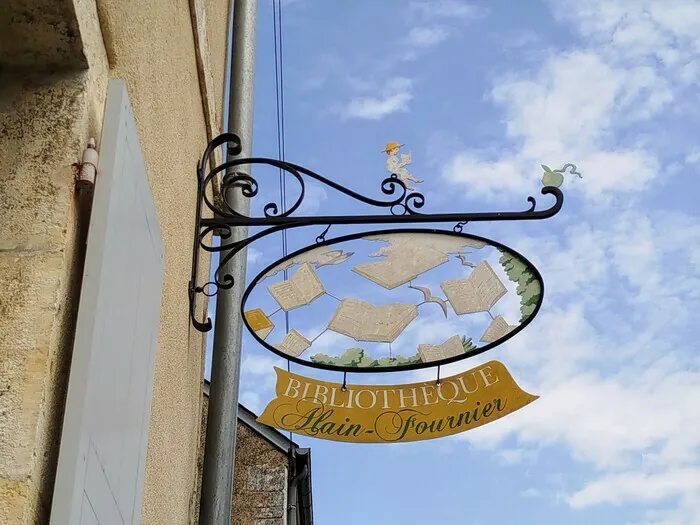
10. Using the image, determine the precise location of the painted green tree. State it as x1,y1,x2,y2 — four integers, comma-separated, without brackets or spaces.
373,354,423,367
310,348,375,367
310,348,422,368
309,334,477,368
498,250,541,322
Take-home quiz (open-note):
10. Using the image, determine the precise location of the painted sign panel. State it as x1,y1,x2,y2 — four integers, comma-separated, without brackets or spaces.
257,361,537,443
241,229,544,373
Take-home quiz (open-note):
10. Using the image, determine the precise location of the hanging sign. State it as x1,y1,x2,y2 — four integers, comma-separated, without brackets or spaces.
257,360,537,443
242,229,544,373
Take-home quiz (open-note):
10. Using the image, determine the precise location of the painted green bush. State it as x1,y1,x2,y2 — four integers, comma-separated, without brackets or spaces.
461,335,477,352
498,250,541,323
309,334,477,368
310,348,421,368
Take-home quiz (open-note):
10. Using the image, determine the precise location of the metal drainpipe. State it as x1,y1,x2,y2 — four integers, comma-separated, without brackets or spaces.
287,464,309,525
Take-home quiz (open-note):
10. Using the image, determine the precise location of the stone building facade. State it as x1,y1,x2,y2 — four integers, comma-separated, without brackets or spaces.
0,0,229,523
198,384,313,525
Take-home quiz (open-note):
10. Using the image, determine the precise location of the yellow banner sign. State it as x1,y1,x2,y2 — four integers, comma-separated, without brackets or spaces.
257,361,538,443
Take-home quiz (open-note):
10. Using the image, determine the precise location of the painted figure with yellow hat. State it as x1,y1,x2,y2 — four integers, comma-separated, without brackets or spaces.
384,141,423,190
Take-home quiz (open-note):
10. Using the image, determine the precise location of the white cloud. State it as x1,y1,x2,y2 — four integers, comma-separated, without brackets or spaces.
549,0,700,75
499,447,538,466
404,26,450,49
295,182,328,215
443,50,666,200
340,78,413,120
239,352,287,398
400,3,483,61
443,156,531,198
241,353,286,376
440,0,700,202
408,0,484,21
252,3,700,523
302,327,348,358
685,150,700,164
568,468,700,509
444,209,700,523
327,2,481,118
239,390,263,413
521,487,543,499
247,247,262,264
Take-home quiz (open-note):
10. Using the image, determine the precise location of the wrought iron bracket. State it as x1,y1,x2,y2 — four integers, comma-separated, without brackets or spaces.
189,133,573,332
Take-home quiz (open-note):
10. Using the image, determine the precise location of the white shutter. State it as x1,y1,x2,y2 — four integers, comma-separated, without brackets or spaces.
50,80,164,525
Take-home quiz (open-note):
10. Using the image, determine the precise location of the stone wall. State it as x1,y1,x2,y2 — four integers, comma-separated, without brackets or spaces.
0,0,228,523
0,67,108,525
233,425,288,525
196,397,289,525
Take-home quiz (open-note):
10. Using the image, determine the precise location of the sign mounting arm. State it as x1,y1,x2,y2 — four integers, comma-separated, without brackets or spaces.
189,132,572,333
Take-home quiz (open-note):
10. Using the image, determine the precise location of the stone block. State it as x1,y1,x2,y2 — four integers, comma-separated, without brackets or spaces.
0,476,30,524
243,490,285,509
253,506,284,519
244,465,287,492
253,519,285,525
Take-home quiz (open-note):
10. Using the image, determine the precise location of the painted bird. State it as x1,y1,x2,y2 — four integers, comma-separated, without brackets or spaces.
408,284,448,318
455,254,476,268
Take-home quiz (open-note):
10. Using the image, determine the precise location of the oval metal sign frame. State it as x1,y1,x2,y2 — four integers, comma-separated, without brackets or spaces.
241,228,545,373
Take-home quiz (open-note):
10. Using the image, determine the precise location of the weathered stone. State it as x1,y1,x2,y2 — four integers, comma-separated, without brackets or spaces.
0,251,65,479
0,477,30,524
197,398,292,525
0,74,86,252
253,518,285,525
1,0,228,523
253,506,285,519
244,490,285,508
0,0,87,72
244,465,287,492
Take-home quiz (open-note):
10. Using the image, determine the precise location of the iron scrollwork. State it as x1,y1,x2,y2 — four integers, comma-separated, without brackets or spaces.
189,132,568,332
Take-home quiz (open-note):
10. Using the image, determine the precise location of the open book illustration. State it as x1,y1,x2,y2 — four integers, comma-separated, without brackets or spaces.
243,230,546,369
244,308,275,340
267,263,325,311
441,260,507,315
418,335,465,363
274,329,311,357
480,315,517,343
327,298,418,343
352,242,448,289
364,233,487,258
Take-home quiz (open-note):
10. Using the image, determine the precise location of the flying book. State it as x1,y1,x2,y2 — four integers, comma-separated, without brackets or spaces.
274,329,311,357
352,242,448,290
418,335,465,363
267,263,325,311
244,308,274,340
480,315,516,343
441,260,507,315
327,298,418,343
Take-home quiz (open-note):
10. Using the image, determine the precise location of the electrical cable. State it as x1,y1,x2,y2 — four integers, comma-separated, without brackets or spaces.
272,0,290,336
272,0,294,445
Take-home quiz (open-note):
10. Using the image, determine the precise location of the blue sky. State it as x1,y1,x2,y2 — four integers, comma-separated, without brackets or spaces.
204,1,700,523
